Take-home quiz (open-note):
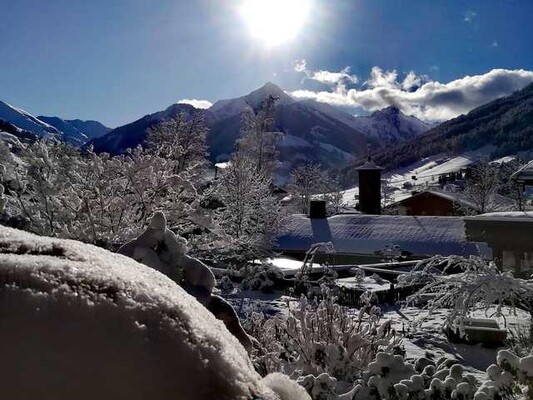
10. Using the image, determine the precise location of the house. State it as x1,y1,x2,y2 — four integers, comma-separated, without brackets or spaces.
386,190,513,216
465,211,533,277
511,160,533,186
275,211,490,265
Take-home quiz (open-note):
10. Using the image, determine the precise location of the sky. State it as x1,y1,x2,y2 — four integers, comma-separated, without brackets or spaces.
1,0,532,127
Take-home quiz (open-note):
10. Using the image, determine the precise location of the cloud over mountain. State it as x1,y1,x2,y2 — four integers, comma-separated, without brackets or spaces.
177,99,213,109
291,67,533,122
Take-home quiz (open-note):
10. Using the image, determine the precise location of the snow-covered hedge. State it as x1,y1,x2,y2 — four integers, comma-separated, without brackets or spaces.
0,226,309,400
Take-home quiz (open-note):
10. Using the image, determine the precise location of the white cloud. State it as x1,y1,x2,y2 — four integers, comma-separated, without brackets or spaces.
177,99,213,109
464,10,477,23
293,59,307,73
311,67,358,85
291,68,533,122
294,59,358,85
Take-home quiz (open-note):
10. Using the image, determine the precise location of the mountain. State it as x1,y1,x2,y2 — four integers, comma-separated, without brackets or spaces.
209,82,294,121
91,83,369,177
349,106,433,144
65,119,111,140
90,103,198,154
207,83,368,174
299,101,432,144
0,100,110,147
39,117,111,142
370,82,533,171
0,101,60,138
37,116,89,147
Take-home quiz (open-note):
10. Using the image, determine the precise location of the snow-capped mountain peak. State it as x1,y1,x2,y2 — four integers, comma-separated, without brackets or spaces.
209,82,294,120
350,105,433,143
0,100,60,137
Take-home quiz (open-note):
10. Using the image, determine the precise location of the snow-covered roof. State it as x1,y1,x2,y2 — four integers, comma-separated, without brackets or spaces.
511,160,533,183
356,158,383,171
276,214,488,257
471,211,533,221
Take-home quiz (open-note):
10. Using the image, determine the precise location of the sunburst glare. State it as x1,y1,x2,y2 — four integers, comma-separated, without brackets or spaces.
240,0,311,47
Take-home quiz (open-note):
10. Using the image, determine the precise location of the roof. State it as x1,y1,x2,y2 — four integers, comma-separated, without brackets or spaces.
388,190,514,211
356,159,383,171
511,160,533,183
276,214,488,258
468,211,533,222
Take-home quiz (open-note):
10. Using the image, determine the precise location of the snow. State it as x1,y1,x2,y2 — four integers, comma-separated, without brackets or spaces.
472,211,533,220
276,214,488,258
267,257,305,272
278,134,313,148
0,131,25,152
0,225,308,400
348,106,432,142
0,100,60,136
318,142,356,162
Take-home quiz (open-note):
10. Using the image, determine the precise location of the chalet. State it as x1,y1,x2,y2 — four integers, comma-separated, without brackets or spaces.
386,190,513,216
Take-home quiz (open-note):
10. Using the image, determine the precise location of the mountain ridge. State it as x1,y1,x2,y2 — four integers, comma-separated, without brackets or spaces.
368,82,533,171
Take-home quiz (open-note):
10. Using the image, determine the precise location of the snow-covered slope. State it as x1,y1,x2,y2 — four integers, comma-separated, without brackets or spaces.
0,100,60,138
90,103,198,154
350,106,432,143
91,83,369,177
209,81,295,121
66,119,111,139
0,226,309,400
299,102,432,144
38,115,89,146
207,83,368,176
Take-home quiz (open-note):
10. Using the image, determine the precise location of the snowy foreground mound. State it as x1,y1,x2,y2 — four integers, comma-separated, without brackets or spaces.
0,226,309,400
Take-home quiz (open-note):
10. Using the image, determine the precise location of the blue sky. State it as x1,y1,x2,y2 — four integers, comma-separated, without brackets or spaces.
1,0,532,127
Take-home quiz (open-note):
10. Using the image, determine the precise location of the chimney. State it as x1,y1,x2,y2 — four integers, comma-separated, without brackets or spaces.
309,199,327,219
357,155,383,214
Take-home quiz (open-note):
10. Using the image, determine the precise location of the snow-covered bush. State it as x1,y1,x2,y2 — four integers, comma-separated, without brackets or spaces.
241,262,284,293
247,286,399,387
400,256,533,336
474,350,533,400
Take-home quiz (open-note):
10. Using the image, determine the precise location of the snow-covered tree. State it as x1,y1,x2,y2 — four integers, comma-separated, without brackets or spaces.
6,138,207,248
498,159,527,211
11,140,82,236
461,161,501,214
215,153,283,263
236,95,283,177
289,163,338,214
146,112,208,176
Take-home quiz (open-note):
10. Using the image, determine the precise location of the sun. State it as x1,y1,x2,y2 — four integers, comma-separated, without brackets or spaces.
240,0,311,47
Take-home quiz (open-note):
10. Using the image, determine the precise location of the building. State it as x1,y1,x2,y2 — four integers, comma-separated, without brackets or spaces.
387,190,513,216
465,211,533,277
275,212,490,265
511,160,533,186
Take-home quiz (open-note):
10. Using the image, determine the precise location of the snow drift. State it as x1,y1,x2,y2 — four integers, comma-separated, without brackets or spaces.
0,226,309,400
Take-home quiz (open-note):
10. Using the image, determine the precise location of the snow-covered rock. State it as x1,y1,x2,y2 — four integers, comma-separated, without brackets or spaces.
0,226,309,400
